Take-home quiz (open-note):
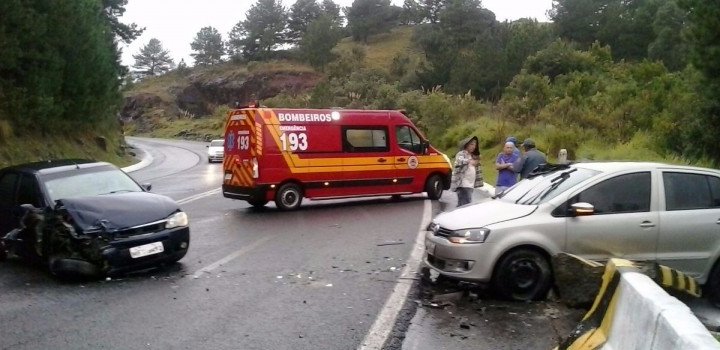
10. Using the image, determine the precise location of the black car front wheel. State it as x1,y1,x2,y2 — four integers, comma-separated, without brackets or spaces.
492,249,553,301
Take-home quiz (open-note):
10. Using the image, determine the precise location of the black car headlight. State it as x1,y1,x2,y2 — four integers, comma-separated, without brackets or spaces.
165,211,188,229
448,228,490,244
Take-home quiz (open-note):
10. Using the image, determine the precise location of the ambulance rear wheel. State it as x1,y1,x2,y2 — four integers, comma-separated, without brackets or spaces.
425,175,444,200
275,183,303,211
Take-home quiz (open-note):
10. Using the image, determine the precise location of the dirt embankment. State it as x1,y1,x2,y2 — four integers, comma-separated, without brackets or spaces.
121,68,322,133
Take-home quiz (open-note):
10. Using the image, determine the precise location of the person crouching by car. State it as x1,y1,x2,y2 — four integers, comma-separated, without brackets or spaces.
450,136,479,207
495,141,519,196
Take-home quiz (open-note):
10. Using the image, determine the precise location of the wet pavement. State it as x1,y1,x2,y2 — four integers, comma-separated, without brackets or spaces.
397,189,586,350
401,186,720,349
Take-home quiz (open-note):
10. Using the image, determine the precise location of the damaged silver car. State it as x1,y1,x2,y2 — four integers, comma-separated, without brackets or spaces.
0,160,190,278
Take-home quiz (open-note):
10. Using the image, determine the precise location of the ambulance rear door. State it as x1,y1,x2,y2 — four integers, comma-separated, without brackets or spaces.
223,109,260,188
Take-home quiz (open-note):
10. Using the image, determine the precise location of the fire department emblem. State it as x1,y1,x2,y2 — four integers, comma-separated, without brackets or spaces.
407,156,419,169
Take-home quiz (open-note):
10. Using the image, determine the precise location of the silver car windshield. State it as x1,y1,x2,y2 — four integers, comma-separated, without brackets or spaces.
499,167,600,205
44,168,143,202
210,140,224,147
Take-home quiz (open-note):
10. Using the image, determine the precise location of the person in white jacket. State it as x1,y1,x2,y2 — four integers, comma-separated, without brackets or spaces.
450,136,479,207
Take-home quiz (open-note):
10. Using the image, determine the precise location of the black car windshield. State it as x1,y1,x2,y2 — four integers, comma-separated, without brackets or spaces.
43,167,143,202
498,167,600,205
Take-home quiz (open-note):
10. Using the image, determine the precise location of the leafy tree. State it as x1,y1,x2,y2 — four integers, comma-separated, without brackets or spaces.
549,0,604,48
438,0,495,47
401,0,424,25
288,0,323,45
678,0,720,162
132,38,174,77
416,0,506,99
550,0,665,62
321,0,343,28
648,1,687,71
421,0,444,24
300,16,341,69
190,26,225,66
503,19,556,76
227,0,286,61
523,40,606,81
345,0,399,43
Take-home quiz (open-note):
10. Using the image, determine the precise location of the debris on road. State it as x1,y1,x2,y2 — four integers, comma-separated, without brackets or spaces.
377,241,405,246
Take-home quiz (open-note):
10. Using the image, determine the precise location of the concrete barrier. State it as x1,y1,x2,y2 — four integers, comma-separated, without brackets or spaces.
121,139,153,173
558,259,719,350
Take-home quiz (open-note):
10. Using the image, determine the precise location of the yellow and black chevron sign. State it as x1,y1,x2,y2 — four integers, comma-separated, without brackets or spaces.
555,259,701,350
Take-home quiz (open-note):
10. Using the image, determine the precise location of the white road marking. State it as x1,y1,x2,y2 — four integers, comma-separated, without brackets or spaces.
191,236,273,279
177,188,221,205
358,199,432,350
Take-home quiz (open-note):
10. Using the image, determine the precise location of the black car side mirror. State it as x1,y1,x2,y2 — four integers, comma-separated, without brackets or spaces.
422,140,430,155
141,183,152,192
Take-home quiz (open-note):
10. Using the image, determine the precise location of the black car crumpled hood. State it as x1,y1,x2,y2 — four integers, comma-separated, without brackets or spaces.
57,192,180,231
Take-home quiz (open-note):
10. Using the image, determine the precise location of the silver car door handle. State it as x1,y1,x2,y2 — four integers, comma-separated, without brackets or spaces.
640,221,655,228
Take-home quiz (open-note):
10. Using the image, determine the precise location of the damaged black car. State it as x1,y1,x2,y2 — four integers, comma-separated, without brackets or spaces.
0,160,190,278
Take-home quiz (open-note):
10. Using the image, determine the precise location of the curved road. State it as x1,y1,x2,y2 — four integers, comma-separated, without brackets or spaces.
0,137,438,350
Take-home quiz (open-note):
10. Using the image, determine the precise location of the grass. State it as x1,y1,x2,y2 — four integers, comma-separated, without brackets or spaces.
129,112,226,141
335,26,423,72
0,130,133,169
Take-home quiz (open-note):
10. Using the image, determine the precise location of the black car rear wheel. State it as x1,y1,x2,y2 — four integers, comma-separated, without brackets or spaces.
492,249,552,301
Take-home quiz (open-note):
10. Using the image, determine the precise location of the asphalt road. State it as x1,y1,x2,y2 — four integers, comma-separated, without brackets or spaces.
0,137,434,350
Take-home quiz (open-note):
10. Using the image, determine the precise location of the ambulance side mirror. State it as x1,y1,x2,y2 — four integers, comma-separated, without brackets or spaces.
421,140,430,154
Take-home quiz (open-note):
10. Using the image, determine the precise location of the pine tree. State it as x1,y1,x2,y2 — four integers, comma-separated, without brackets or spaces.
0,0,126,132
190,26,225,66
345,0,399,43
300,16,341,70
132,38,174,77
227,0,286,61
288,0,322,45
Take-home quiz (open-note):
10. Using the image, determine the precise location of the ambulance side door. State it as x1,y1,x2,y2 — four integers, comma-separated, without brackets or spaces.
341,126,396,195
393,125,425,191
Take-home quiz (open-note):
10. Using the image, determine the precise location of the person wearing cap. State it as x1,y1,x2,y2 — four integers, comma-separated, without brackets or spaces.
495,141,519,195
514,138,547,179
506,136,521,158
449,136,480,207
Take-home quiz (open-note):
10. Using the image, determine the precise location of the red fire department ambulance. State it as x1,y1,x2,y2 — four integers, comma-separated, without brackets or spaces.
221,106,452,210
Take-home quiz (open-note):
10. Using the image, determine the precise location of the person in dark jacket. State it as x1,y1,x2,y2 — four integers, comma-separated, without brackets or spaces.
514,138,547,179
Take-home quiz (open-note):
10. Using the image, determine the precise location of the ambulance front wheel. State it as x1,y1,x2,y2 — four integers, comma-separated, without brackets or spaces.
425,174,444,200
275,183,303,210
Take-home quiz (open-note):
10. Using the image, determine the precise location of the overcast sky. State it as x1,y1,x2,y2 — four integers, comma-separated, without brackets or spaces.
120,0,554,67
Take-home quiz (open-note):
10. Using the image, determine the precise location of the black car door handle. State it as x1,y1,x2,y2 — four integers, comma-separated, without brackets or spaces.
378,158,387,163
